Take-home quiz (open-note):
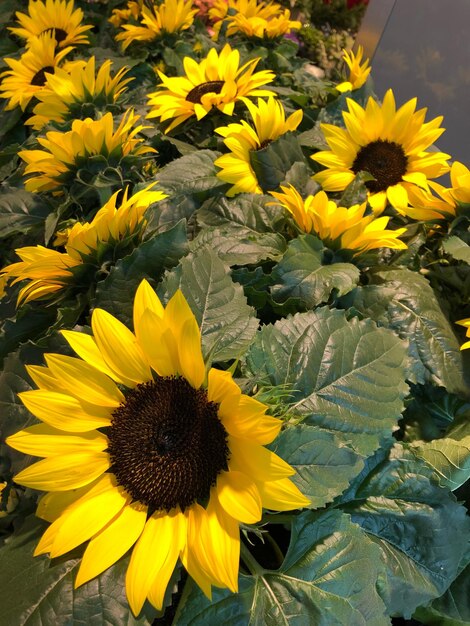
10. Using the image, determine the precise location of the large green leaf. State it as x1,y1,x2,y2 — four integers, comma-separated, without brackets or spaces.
341,444,470,618
415,562,470,626
340,269,467,394
0,188,51,238
145,150,226,231
409,412,470,490
160,248,259,362
93,220,188,327
175,510,389,626
244,308,408,457
271,234,360,308
193,194,287,265
0,517,156,626
249,133,308,194
443,235,470,263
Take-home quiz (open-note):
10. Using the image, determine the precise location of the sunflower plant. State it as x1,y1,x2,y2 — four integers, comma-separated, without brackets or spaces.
0,1,470,625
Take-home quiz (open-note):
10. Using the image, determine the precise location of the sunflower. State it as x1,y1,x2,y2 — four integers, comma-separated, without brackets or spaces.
270,184,407,256
109,1,142,28
18,111,154,193
1,185,166,306
456,318,470,350
210,0,300,39
146,43,275,133
6,280,309,615
8,0,93,49
214,97,303,196
0,33,73,111
336,45,371,93
447,161,470,206
115,0,197,50
311,89,451,214
26,56,133,130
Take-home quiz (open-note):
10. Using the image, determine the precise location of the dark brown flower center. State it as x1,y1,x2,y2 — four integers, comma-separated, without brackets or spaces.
351,140,408,193
108,376,229,512
42,27,68,44
185,81,225,104
30,66,54,86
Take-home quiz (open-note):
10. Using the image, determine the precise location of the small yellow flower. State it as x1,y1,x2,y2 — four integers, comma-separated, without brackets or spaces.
456,318,470,350
26,56,133,130
6,279,309,614
1,186,166,306
213,0,301,40
19,111,154,193
269,184,407,256
312,89,451,214
336,45,371,93
214,97,303,196
8,0,92,49
109,1,142,28
210,0,284,38
115,0,197,50
0,33,73,111
146,43,275,133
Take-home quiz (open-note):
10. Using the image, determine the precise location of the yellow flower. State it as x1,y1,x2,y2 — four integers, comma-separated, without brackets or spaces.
146,43,275,133
214,97,303,196
109,1,143,28
8,0,92,49
312,89,451,214
211,0,300,40
447,161,470,206
6,280,309,615
269,184,407,256
0,33,73,111
18,111,154,193
456,318,470,350
336,45,371,93
26,56,133,130
115,0,197,50
1,186,166,306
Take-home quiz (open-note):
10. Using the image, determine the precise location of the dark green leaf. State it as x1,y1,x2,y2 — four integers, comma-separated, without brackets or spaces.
443,235,470,263
0,188,51,238
271,234,360,308
93,220,188,327
160,248,258,363
249,133,307,194
415,562,470,626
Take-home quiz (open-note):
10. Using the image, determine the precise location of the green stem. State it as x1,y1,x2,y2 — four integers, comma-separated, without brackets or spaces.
240,542,263,576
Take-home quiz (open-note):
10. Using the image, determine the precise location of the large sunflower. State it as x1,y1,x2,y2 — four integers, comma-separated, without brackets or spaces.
18,111,154,193
270,184,407,256
6,280,309,615
8,0,93,49
0,33,73,111
1,185,166,306
311,89,451,214
115,0,197,50
214,97,303,196
336,45,371,93
146,43,275,133
26,56,133,130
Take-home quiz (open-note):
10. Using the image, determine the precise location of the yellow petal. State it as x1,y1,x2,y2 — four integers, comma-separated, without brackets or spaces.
178,318,205,388
75,501,148,586
5,424,107,457
91,308,152,384
256,477,310,511
133,279,164,329
135,308,179,376
204,496,240,592
13,452,110,491
17,390,112,432
126,508,186,615
228,436,295,481
45,354,124,407
36,483,100,522
216,470,262,524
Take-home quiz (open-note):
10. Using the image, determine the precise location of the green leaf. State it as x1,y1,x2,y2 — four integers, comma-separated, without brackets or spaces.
193,194,287,264
146,150,227,231
160,248,259,362
271,234,360,308
249,133,307,194
415,562,470,626
342,444,470,618
93,220,188,327
340,269,467,394
244,308,408,457
409,413,470,490
175,510,389,626
0,517,155,626
271,424,364,508
0,188,51,238
443,235,470,263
